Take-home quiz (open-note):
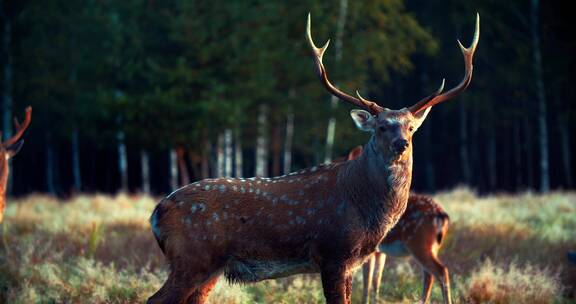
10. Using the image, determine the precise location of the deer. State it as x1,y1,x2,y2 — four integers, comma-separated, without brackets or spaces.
340,147,451,304
147,13,478,304
0,107,32,223
362,194,450,304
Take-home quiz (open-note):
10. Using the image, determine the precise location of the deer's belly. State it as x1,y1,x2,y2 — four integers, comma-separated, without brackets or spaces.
224,258,317,283
378,240,410,257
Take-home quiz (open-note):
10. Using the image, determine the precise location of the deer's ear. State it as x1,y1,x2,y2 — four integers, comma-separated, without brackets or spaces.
350,110,375,132
6,140,24,159
413,107,432,130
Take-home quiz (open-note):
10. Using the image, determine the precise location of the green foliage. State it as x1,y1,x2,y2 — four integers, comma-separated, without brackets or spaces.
87,222,103,259
12,0,433,152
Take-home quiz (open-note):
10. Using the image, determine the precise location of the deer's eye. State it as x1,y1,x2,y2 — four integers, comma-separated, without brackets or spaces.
409,126,415,132
379,126,387,133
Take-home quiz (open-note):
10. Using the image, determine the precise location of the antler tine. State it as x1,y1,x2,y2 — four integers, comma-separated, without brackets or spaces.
409,13,480,114
306,13,384,115
13,117,21,130
4,106,32,147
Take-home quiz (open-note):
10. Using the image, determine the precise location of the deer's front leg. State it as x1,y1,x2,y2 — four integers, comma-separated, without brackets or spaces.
320,263,348,304
345,274,353,304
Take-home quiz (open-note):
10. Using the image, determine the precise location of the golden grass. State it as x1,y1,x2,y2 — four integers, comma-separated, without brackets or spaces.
465,259,561,304
1,189,575,303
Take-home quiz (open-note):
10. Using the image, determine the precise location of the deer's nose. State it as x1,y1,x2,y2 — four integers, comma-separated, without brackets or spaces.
393,139,409,153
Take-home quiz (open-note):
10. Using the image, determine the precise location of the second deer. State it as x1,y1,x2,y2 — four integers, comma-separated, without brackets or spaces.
362,195,451,304
0,107,32,223
344,147,452,304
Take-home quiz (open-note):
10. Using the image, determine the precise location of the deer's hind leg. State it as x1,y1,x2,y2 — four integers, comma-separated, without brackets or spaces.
407,232,451,304
421,269,434,304
147,265,221,304
186,276,220,304
148,238,225,304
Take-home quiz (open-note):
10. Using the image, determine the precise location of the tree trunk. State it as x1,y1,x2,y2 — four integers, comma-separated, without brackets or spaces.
255,104,269,177
487,126,497,190
224,129,233,177
523,117,534,189
140,150,151,194
2,10,13,195
513,122,523,190
201,140,211,179
559,115,572,187
531,0,549,192
169,149,178,191
216,133,225,178
323,0,348,164
459,102,471,185
176,147,190,186
117,129,128,192
470,105,481,187
283,112,294,175
271,124,282,177
71,128,82,192
234,130,243,177
45,133,56,195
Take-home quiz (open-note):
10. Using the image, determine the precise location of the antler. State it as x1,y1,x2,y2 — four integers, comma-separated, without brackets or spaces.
3,106,32,146
306,14,385,115
409,14,480,114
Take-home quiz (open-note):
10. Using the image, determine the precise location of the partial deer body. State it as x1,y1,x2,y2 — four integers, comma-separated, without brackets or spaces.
341,147,451,304
362,194,451,304
148,13,478,304
0,107,32,223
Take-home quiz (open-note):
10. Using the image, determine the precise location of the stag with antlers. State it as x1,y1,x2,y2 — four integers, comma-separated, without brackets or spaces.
147,14,478,304
0,107,32,223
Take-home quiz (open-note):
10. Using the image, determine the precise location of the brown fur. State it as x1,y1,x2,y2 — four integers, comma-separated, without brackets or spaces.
343,147,451,304
362,195,451,304
149,13,478,302
148,120,420,304
0,107,31,223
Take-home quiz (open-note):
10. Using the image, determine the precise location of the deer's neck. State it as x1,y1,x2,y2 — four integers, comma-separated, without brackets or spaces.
337,137,412,231
0,161,9,222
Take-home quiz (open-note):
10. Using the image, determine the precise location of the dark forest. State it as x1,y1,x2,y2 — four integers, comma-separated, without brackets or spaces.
2,0,574,196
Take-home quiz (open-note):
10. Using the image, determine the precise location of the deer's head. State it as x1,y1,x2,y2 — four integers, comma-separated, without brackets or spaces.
0,107,32,222
307,14,479,163
1,107,31,167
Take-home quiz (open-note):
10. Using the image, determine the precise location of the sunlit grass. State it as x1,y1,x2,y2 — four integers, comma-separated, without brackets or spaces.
1,189,574,303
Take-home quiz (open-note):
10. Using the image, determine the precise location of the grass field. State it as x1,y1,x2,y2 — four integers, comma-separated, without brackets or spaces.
1,188,575,303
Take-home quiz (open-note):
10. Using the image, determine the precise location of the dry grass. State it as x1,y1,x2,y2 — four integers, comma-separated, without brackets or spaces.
465,259,561,304
0,189,575,303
